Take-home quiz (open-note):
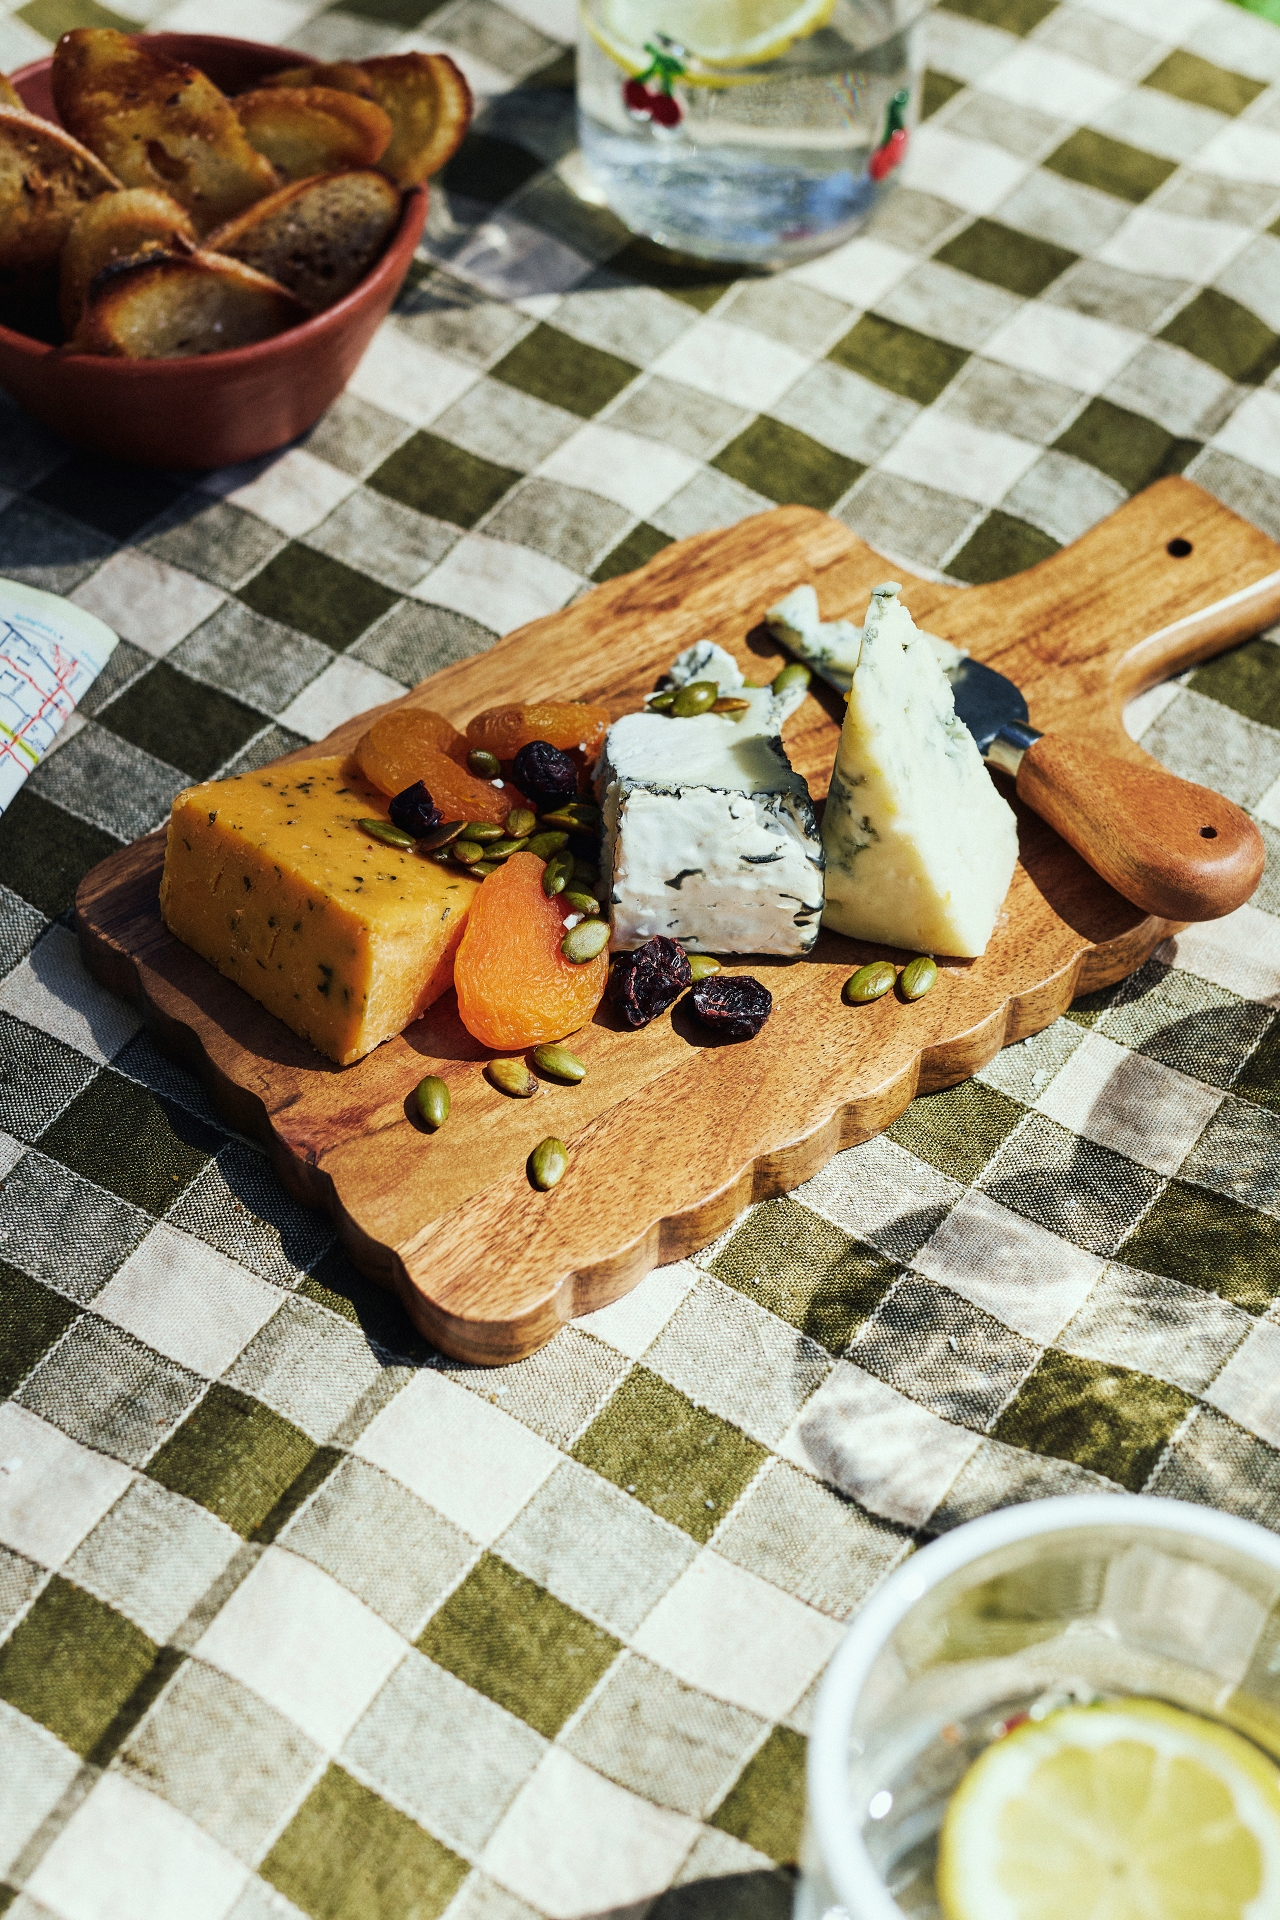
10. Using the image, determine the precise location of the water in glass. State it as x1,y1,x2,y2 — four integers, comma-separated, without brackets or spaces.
577,0,931,265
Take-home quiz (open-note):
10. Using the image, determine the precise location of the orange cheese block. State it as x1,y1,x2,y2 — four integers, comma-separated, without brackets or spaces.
160,756,479,1065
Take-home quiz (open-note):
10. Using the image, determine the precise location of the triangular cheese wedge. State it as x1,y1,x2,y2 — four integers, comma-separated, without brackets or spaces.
821,583,1018,957
765,582,969,692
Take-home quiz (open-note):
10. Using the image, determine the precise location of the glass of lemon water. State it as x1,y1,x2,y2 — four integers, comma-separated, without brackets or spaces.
576,0,931,264
800,1496,1280,1920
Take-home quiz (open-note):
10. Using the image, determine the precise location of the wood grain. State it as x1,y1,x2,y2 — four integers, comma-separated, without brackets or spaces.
75,479,1280,1362
1016,736,1265,921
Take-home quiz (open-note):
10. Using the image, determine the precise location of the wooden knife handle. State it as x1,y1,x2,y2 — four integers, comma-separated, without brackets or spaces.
1015,733,1265,922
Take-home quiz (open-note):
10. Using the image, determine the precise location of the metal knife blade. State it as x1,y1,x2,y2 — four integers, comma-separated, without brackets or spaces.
946,656,1026,750
947,656,1042,774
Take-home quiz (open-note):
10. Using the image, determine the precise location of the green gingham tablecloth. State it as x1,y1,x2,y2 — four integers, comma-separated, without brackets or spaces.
1,0,1280,1913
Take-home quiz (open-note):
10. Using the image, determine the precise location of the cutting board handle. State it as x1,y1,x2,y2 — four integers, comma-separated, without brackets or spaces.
1015,733,1265,921
910,479,1280,762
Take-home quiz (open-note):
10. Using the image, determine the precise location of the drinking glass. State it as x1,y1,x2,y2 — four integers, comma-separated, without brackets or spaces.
798,1494,1280,1920
576,0,931,265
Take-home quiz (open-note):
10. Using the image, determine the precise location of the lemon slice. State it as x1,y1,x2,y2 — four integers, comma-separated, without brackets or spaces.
937,1698,1280,1920
592,0,836,70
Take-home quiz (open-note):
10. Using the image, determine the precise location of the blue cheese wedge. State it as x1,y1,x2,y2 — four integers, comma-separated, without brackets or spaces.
765,583,967,692
821,583,1018,957
597,643,823,954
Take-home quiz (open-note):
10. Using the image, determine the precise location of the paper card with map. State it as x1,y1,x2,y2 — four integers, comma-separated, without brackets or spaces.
0,577,119,814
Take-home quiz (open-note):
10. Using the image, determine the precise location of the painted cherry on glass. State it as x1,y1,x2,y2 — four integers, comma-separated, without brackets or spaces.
621,39,685,127
868,87,909,180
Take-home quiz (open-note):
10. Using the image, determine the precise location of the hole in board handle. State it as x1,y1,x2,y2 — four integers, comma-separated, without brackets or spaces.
1167,538,1193,557
1200,826,1218,838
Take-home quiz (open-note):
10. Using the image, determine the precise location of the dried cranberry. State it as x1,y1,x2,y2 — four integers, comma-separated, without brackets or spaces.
512,739,579,808
389,781,442,838
611,936,692,1028
689,974,772,1041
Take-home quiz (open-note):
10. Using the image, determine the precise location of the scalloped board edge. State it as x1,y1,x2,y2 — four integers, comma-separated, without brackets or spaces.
76,484,1280,1362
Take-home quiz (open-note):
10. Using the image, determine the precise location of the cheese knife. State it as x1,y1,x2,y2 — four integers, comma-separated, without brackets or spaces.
946,655,1264,922
766,586,1266,924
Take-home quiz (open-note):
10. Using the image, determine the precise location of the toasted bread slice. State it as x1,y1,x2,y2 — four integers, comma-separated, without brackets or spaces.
52,28,277,234
60,185,195,332
71,250,305,358
205,169,400,313
260,60,375,99
256,52,471,186
362,54,471,186
234,87,391,182
0,105,120,273
0,72,23,111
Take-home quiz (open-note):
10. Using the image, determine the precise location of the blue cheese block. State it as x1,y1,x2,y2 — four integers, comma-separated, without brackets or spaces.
597,644,823,954
821,583,1018,957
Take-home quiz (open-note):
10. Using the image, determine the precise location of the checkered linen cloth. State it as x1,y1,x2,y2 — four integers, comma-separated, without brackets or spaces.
0,0,1279,1913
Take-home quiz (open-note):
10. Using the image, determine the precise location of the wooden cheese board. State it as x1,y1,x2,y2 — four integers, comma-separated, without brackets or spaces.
76,477,1280,1363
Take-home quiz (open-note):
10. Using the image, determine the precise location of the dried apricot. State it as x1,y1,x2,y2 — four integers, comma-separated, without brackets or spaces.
430,748,529,826
454,851,609,1048
354,707,469,795
354,723,526,827
465,701,609,767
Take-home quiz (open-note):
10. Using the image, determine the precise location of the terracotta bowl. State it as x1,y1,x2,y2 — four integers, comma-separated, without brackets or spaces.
0,33,427,469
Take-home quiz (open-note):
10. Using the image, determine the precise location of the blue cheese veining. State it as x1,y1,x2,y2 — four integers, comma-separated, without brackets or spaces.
765,583,968,691
596,643,824,954
821,583,1018,957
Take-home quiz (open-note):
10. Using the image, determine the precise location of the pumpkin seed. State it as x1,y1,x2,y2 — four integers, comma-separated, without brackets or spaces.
358,818,414,850
539,802,599,832
532,1043,586,1084
506,808,537,839
561,889,600,916
899,955,938,1001
687,954,722,980
561,918,610,963
529,1136,567,1190
454,840,485,866
572,858,599,887
772,661,811,698
467,748,500,778
542,853,573,897
483,838,523,859
415,1075,450,1130
472,861,499,876
488,1059,537,1098
711,696,751,714
671,680,718,718
843,961,896,1005
524,830,570,860
648,690,676,712
418,818,466,851
463,821,504,843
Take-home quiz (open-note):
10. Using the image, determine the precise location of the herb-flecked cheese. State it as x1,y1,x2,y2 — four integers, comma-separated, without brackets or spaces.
821,585,1018,958
160,756,478,1065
